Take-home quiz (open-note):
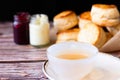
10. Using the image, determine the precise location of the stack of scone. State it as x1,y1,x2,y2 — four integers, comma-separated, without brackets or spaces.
53,4,120,50
53,10,80,43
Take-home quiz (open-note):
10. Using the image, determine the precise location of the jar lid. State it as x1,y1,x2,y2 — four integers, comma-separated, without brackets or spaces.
14,12,30,21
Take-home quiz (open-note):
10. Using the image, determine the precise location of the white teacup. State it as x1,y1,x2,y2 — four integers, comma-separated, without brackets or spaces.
47,41,98,80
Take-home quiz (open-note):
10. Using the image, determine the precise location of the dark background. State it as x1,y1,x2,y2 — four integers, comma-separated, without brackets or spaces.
0,0,120,22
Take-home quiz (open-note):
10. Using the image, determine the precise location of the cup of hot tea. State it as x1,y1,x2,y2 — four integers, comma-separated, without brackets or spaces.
47,41,98,80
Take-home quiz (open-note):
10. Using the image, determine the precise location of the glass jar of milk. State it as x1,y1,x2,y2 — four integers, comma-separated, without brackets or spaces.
29,14,50,48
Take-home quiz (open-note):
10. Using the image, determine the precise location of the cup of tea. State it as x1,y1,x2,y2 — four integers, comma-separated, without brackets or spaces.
47,41,98,80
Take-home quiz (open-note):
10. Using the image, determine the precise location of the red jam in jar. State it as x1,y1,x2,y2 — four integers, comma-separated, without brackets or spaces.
13,12,30,44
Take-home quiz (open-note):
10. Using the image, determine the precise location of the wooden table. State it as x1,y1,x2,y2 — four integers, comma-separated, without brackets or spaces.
0,22,120,80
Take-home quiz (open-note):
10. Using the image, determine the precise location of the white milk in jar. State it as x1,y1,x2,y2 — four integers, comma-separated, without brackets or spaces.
29,14,50,47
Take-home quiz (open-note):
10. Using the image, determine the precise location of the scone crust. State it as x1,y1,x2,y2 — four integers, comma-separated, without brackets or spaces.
53,10,78,31
91,4,120,27
79,11,92,28
79,11,91,20
77,23,106,48
54,10,73,19
93,4,117,9
56,28,79,43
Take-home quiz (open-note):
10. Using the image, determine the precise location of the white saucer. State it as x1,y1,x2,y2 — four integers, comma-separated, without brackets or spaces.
42,52,120,80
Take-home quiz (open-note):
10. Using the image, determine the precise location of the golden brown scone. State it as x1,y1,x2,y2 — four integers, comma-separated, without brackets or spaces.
77,23,107,48
91,4,120,27
56,28,80,43
79,11,92,28
106,23,120,36
53,10,78,31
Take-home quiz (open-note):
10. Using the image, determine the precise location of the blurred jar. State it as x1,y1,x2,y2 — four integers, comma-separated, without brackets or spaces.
29,14,50,48
13,12,30,44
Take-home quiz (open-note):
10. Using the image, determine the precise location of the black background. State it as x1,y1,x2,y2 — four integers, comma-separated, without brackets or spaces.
0,0,120,22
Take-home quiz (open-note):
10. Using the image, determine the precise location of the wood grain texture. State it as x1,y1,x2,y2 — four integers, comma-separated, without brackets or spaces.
0,22,119,80
0,22,57,62
0,22,51,80
0,62,48,80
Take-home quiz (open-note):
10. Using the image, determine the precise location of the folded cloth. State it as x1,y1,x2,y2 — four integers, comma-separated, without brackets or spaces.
100,31,120,52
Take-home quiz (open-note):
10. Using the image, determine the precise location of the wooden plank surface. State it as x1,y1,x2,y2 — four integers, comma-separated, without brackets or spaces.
0,62,48,80
0,22,120,80
0,22,57,62
0,22,52,80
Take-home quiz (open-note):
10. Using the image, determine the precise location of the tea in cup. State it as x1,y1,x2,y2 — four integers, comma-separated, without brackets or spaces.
47,41,98,80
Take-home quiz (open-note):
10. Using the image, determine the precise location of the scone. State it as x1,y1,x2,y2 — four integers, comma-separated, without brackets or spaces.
56,28,80,43
53,10,78,31
106,23,120,36
79,11,92,28
91,4,120,27
77,23,107,48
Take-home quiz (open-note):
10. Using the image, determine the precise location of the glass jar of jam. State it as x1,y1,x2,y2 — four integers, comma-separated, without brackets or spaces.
13,12,30,44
